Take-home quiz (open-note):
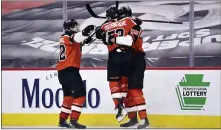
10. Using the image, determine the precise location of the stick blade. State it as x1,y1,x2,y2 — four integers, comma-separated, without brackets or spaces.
86,4,106,19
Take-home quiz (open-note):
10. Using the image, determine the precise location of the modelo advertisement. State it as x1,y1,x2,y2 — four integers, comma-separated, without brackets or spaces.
2,70,220,116
2,70,115,114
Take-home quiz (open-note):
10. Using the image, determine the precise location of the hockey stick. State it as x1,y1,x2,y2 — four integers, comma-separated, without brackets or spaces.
81,20,109,46
86,1,119,19
86,4,106,19
86,2,183,24
116,1,119,9
142,20,182,24
80,30,96,46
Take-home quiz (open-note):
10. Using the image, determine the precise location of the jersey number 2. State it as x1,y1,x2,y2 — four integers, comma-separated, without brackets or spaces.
59,44,66,61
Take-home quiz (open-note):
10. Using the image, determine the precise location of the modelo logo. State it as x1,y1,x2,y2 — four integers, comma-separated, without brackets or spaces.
22,79,100,108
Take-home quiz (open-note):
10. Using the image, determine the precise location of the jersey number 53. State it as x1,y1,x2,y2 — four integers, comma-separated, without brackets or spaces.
106,28,125,43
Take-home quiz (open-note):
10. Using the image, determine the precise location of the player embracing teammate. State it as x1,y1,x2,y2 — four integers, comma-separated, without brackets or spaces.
56,5,150,129
56,19,95,129
96,6,150,129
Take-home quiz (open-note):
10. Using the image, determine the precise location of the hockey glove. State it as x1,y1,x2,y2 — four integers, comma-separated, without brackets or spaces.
95,27,105,39
82,25,96,36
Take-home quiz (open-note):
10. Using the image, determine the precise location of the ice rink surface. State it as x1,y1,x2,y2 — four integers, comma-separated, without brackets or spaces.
1,127,209,130
2,126,153,130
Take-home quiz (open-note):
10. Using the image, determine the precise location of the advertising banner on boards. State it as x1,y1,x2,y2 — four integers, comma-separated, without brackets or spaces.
2,1,221,68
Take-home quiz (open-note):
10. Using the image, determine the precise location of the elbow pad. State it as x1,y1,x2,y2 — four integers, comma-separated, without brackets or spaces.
116,35,133,46
73,32,86,43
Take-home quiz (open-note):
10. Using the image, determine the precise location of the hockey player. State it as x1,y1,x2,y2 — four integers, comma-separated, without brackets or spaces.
95,6,143,123
56,19,95,129
95,6,128,122
117,6,150,129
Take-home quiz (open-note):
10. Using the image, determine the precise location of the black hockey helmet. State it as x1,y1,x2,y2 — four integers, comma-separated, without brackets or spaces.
118,6,132,19
63,19,80,32
106,6,119,20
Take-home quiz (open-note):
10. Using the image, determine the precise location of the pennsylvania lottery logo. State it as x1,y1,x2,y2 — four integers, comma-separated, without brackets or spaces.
175,74,210,110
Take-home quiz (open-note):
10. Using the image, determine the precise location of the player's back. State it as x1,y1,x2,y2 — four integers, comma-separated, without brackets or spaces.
101,17,137,52
56,34,81,70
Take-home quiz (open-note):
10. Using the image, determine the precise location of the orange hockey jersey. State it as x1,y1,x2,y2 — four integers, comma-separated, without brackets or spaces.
56,34,81,70
101,17,137,52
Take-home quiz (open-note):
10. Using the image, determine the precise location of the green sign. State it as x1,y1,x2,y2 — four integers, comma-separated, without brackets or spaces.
176,74,210,110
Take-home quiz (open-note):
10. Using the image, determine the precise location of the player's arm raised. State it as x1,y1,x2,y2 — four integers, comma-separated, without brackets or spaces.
61,20,96,45
70,25,95,44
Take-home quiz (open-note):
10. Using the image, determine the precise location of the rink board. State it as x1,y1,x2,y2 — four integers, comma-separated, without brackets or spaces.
2,69,221,128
